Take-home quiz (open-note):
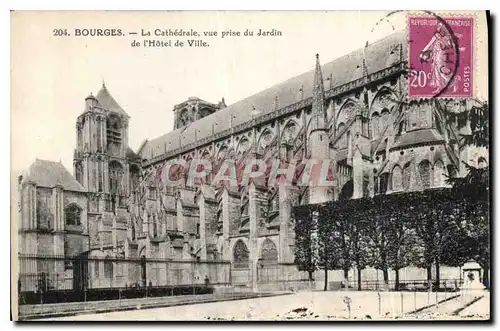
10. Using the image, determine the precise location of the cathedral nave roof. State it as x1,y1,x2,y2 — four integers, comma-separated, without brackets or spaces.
140,31,407,160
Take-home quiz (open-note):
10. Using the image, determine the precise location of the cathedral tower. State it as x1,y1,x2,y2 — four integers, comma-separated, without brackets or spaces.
74,83,131,197
74,83,132,253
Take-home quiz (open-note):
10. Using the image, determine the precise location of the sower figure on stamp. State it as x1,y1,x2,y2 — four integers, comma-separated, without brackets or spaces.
419,22,461,94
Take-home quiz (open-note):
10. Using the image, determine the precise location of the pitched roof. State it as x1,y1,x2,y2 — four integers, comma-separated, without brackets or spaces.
96,84,128,117
23,159,86,192
391,129,445,150
140,31,407,160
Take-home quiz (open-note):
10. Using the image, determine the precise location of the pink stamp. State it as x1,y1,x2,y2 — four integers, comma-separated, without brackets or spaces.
408,16,474,98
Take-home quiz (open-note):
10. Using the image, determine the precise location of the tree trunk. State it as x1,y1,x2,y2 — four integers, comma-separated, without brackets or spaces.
426,265,432,282
482,264,490,288
343,267,349,290
435,258,440,291
308,270,314,281
357,267,362,291
395,269,400,291
324,267,328,291
382,268,389,291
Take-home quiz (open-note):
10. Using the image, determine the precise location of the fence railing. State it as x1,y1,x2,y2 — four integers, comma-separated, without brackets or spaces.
341,279,464,292
17,254,231,303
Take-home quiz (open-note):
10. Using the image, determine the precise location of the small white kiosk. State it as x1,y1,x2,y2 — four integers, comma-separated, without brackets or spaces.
461,260,485,290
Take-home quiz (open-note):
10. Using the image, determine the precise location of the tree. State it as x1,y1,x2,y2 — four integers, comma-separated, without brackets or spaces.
385,214,421,290
442,95,490,287
366,213,391,289
436,99,489,148
350,217,371,290
293,205,319,281
333,211,354,289
445,173,490,287
317,204,342,291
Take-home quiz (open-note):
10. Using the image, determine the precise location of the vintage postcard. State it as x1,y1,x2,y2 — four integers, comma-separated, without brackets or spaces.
10,10,490,321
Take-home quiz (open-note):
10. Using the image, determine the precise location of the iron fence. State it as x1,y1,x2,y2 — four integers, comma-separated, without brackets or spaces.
17,254,231,304
342,279,464,292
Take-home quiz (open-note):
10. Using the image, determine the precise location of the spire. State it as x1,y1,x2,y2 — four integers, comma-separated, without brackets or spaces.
311,53,326,132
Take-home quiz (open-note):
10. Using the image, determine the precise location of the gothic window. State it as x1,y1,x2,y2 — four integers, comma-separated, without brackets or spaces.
282,121,298,143
338,102,356,125
65,204,82,226
36,191,53,230
217,145,228,160
418,160,432,189
178,108,192,127
259,238,278,265
337,123,346,148
233,240,249,269
380,108,390,132
433,160,445,187
199,107,212,119
391,165,403,191
106,115,122,155
402,162,411,191
371,112,380,138
75,162,83,185
237,137,250,155
258,129,274,153
379,172,389,194
109,161,123,195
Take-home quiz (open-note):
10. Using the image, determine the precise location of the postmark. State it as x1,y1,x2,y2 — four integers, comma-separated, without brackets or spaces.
408,15,474,98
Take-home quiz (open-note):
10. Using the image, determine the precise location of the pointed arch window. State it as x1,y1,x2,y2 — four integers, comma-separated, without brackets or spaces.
259,238,278,265
109,161,123,195
402,162,412,191
391,165,403,192
65,204,82,226
418,160,432,189
233,240,250,269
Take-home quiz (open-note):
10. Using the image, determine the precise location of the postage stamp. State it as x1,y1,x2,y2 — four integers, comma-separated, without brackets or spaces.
408,15,474,98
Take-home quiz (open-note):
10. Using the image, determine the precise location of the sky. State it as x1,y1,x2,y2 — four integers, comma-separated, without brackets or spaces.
10,11,487,174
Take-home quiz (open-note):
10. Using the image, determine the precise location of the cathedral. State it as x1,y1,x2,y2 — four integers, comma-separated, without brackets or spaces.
17,31,488,292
